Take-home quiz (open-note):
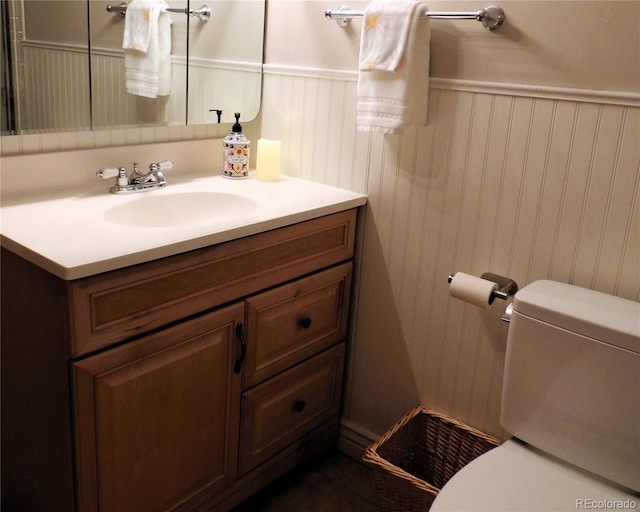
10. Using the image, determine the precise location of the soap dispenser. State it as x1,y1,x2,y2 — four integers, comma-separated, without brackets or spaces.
222,113,250,179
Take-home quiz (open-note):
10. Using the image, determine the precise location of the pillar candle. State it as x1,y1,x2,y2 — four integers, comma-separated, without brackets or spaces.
256,139,281,181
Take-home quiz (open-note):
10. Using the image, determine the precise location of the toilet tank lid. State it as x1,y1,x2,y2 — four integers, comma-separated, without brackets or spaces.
513,280,639,354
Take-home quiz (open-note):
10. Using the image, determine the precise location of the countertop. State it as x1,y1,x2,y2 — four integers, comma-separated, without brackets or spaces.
0,172,367,280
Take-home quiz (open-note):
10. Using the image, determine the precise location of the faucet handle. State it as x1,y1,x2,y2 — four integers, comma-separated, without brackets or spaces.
97,167,123,179
97,167,129,189
150,160,174,172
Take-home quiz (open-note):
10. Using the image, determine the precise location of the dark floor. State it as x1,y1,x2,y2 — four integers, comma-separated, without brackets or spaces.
232,450,382,512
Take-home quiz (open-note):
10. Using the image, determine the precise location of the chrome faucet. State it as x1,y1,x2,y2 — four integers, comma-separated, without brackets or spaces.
97,161,174,194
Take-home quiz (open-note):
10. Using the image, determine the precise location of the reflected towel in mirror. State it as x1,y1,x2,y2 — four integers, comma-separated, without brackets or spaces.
123,0,172,98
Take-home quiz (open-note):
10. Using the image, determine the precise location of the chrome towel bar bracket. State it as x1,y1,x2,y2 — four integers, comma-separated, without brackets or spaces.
325,5,505,31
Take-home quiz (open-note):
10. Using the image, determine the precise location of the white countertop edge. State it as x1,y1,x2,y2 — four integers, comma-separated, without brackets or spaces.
2,197,366,281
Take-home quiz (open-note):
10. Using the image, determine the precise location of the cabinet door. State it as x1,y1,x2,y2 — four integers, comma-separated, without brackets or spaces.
72,304,244,512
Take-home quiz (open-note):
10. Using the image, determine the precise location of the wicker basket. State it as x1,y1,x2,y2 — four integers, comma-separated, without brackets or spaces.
362,407,501,512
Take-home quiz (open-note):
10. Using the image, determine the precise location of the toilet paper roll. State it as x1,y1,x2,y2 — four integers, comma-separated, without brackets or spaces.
449,272,498,309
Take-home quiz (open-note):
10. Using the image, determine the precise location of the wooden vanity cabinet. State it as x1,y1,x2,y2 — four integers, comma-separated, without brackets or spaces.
1,209,357,512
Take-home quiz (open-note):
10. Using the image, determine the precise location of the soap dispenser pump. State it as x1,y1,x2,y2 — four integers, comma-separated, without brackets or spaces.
222,113,250,179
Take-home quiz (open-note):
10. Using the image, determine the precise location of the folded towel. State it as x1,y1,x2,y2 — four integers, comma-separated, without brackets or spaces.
123,0,172,98
357,0,430,134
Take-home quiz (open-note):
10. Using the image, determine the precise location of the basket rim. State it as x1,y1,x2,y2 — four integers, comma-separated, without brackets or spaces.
367,406,501,454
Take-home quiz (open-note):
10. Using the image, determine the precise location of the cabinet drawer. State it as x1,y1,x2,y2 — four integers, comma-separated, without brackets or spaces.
244,262,351,387
67,210,356,357
238,343,345,476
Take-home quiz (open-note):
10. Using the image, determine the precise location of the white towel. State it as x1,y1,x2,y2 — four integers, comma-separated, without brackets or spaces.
357,0,430,134
123,0,172,98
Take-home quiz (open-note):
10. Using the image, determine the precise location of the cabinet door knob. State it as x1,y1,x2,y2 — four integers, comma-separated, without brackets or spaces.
293,400,306,412
299,317,312,329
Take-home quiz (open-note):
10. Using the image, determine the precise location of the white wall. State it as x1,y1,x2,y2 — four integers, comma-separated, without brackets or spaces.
260,0,640,442
264,0,639,91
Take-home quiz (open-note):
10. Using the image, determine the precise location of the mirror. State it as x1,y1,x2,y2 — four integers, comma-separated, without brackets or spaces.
1,0,265,135
1,1,91,134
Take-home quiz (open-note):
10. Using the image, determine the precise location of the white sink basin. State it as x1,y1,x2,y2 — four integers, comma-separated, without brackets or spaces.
104,192,258,228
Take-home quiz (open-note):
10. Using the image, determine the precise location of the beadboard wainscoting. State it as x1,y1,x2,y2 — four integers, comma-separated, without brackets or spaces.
17,42,190,132
261,66,640,444
91,49,188,129
19,42,91,133
7,42,258,146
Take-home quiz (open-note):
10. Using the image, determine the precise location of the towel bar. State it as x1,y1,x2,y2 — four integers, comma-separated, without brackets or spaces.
107,3,211,23
325,5,505,31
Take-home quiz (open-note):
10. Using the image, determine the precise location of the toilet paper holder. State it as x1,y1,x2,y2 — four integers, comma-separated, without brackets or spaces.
448,272,518,303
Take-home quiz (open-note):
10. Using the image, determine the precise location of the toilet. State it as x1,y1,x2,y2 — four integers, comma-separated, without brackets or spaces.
431,280,639,511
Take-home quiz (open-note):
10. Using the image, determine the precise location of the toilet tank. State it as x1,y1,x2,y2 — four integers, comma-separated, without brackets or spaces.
501,280,640,492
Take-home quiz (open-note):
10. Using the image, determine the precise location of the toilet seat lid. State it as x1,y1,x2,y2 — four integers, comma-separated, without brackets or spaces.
431,439,637,511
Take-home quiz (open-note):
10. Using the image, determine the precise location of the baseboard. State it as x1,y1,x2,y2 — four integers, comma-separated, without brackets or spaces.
338,418,379,461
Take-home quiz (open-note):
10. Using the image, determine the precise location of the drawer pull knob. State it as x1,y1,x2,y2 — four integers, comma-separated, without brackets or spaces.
300,317,312,329
293,400,306,412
